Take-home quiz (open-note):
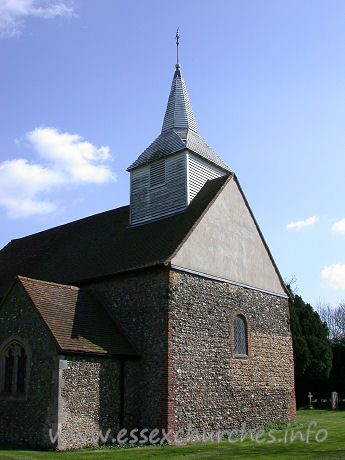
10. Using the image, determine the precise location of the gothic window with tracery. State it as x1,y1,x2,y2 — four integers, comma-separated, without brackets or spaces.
1,341,27,394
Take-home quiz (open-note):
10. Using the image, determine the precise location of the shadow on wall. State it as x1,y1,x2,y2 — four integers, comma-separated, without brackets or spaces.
69,291,142,443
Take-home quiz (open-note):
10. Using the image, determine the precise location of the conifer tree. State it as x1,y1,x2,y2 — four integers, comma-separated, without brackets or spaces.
289,293,333,406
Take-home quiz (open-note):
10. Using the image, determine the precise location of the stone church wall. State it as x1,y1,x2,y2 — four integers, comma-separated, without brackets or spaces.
87,266,295,440
0,283,59,448
87,267,170,433
167,269,296,436
57,356,122,450
0,267,295,448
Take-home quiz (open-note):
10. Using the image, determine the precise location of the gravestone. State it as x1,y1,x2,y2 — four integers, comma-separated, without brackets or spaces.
308,392,313,409
332,392,338,410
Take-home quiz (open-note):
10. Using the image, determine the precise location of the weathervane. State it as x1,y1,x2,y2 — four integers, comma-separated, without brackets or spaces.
176,27,180,67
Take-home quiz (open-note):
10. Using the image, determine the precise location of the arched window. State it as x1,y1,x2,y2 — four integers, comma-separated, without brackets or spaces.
1,341,27,394
234,315,248,356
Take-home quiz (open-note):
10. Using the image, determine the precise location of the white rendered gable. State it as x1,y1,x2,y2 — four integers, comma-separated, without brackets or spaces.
171,176,286,296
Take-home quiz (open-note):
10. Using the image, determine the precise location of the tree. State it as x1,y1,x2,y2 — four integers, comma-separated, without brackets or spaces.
289,291,333,406
316,300,345,400
316,300,345,341
329,338,345,397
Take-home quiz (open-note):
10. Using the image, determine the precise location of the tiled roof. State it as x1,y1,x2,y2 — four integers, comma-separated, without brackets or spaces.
127,66,231,172
17,276,138,357
0,175,230,298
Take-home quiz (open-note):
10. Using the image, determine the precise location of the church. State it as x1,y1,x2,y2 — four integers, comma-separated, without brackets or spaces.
0,47,295,449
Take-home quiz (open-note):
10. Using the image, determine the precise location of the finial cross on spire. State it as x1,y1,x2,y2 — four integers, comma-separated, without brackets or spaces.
176,27,180,68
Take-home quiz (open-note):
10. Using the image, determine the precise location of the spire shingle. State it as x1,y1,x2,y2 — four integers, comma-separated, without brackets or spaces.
127,65,231,172
161,65,198,134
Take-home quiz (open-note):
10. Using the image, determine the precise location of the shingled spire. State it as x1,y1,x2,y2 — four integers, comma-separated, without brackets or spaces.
127,63,230,172
161,64,198,134
128,33,231,226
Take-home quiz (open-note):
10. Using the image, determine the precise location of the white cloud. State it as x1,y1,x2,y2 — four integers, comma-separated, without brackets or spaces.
322,264,345,291
332,218,345,236
0,0,75,37
0,127,115,218
286,216,319,230
27,127,113,183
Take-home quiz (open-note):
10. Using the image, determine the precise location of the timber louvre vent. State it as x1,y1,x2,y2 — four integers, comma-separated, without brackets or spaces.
150,160,166,187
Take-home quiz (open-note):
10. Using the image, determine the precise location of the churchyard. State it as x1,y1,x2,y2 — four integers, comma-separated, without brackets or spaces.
0,409,344,459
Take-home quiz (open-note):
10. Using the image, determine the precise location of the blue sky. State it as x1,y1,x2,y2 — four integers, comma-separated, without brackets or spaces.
0,0,344,308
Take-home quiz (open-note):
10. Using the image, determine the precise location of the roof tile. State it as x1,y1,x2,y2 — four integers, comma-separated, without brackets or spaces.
17,276,137,357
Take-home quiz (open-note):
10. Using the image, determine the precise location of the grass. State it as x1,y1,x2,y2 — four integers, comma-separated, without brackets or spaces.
1,409,345,459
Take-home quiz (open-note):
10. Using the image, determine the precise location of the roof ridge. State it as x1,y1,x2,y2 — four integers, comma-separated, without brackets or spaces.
17,275,79,291
10,205,129,243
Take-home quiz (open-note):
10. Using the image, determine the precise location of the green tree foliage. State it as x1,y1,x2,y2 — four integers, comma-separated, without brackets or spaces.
315,300,345,400
329,338,345,397
289,293,333,406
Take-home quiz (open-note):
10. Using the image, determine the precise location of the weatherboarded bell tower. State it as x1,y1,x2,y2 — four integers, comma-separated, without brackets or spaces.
128,39,230,225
